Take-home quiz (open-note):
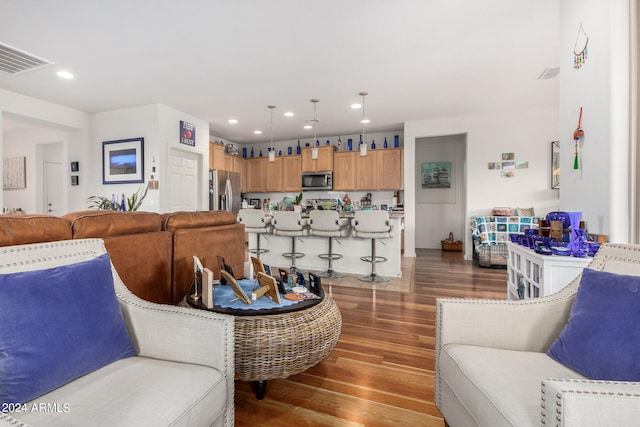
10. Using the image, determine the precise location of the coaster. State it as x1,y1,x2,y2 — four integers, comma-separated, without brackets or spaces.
284,294,302,301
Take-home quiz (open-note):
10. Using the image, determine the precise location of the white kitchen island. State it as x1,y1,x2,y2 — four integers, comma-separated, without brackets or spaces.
250,214,404,278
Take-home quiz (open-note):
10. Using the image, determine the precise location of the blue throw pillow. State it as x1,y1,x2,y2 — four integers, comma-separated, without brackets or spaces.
0,253,136,405
547,268,640,381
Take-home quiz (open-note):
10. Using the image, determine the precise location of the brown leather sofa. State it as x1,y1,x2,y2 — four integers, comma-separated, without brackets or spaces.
0,210,245,305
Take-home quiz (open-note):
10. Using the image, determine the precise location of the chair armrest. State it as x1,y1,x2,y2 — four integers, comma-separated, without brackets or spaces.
542,379,640,426
436,287,577,353
113,268,234,372
0,413,30,426
337,217,351,228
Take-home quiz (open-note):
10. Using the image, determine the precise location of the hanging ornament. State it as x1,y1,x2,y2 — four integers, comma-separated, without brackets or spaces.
573,107,584,170
573,23,589,69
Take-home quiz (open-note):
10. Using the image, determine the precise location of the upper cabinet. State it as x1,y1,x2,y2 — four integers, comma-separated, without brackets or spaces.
331,148,403,191
245,158,265,193
209,143,225,170
302,146,334,172
244,155,302,193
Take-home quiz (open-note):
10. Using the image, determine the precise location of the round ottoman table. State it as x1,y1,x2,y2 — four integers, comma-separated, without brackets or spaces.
184,287,342,399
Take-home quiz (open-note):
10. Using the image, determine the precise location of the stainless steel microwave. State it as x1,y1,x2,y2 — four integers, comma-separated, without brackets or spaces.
301,171,332,191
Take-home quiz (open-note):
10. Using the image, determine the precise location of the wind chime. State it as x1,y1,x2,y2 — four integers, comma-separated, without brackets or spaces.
573,23,589,69
573,107,584,169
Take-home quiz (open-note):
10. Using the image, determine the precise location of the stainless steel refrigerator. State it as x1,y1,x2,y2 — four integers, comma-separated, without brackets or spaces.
209,170,241,213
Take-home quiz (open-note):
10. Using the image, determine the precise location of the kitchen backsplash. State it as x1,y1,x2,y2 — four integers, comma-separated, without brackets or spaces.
242,190,403,210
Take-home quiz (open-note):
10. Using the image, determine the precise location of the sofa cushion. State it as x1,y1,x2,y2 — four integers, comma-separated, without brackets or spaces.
63,210,162,238
0,253,136,405
0,215,72,246
439,344,585,427
10,357,226,427
162,210,238,230
547,268,640,381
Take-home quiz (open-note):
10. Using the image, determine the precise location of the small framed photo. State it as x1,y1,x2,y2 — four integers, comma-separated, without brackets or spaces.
70,161,79,172
309,272,321,296
249,198,261,208
71,175,79,186
102,137,144,184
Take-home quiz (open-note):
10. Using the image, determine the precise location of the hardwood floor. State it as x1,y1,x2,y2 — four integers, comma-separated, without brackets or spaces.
234,249,507,426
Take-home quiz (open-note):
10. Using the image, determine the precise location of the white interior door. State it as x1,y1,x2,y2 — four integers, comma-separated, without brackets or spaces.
169,149,199,211
44,161,63,215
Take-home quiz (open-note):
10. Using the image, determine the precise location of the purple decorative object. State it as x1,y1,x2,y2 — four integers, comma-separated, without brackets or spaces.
546,211,571,228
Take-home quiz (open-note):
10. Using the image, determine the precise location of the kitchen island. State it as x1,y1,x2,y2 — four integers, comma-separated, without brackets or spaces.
251,213,404,278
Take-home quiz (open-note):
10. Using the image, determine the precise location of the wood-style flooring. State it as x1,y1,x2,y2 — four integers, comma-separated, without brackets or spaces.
234,249,507,426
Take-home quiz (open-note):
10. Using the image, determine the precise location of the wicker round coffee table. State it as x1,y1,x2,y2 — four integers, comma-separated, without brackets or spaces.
185,289,342,399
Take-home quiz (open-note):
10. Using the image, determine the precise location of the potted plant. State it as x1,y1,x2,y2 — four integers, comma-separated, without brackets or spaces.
294,193,303,212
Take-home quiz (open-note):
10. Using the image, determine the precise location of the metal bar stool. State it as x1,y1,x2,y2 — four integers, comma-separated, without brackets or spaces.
238,208,272,258
308,210,350,278
271,211,309,274
351,210,393,282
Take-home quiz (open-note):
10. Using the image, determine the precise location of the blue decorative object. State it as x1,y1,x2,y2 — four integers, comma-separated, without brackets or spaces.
326,140,330,145
547,268,640,381
213,280,304,310
371,140,376,149
296,141,301,154
394,135,399,147
242,147,247,158
348,139,353,151
250,147,254,158
0,254,135,405
384,137,388,148
288,147,292,155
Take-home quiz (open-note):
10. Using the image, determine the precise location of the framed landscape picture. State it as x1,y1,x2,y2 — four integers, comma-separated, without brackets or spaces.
102,137,144,184
421,161,451,189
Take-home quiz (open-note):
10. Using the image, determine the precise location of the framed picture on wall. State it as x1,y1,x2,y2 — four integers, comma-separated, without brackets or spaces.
102,137,144,184
421,162,451,189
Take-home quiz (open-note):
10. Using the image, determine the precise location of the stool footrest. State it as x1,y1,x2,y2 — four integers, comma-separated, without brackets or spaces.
249,248,269,255
319,253,343,261
282,252,305,259
360,255,387,264
316,270,345,279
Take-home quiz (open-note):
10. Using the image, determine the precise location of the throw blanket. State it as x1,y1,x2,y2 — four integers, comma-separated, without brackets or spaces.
470,216,539,245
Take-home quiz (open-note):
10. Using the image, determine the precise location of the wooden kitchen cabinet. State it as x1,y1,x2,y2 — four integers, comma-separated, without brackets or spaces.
377,148,403,190
244,158,265,192
302,146,334,172
281,155,302,191
333,151,356,191
209,143,225,170
264,157,282,192
332,148,403,191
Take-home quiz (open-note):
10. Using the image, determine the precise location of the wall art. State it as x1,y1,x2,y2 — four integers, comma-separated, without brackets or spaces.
102,137,144,184
3,156,26,190
421,161,451,189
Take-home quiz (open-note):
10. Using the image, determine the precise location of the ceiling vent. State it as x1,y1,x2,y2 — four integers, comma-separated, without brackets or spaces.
0,42,53,75
538,67,560,80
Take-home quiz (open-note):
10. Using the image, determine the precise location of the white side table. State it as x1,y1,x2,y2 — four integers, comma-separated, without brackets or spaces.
506,242,592,300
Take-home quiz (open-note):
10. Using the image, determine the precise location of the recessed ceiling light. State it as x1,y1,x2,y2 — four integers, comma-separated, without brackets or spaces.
228,119,238,124
254,130,262,135
284,112,294,117
56,70,74,79
351,103,362,109
361,119,370,124
303,125,312,129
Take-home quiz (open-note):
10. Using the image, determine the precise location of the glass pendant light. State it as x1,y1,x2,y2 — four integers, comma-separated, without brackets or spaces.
268,105,276,162
359,91,368,157
310,99,319,159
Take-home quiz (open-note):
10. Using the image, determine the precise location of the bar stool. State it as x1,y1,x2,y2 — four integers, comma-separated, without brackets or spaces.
238,208,272,258
351,210,393,282
271,211,309,274
308,210,350,278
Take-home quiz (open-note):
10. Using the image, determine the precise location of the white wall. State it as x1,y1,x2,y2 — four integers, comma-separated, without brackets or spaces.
91,103,210,213
3,128,67,214
415,134,465,248
559,0,630,241
404,106,560,258
0,88,90,213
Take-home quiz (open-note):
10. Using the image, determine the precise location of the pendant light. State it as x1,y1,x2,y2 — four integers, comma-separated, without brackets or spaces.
268,105,276,162
359,91,368,157
310,99,319,159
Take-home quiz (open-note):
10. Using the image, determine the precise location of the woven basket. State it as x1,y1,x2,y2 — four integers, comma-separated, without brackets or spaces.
441,232,463,252
234,296,342,381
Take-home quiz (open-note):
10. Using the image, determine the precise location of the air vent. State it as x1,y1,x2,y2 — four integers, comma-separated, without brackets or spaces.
0,42,52,75
538,67,560,80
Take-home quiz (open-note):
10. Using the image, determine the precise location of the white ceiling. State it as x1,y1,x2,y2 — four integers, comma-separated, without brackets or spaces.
0,0,559,143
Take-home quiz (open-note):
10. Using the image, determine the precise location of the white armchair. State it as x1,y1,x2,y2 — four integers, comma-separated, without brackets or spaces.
0,239,234,427
435,243,640,427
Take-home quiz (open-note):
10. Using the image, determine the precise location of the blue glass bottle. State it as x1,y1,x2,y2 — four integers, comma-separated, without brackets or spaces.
383,137,388,149
296,140,301,154
120,194,126,211
394,135,399,148
250,147,254,158
347,139,353,151
338,137,342,151
288,146,292,155
326,139,330,145
315,139,320,147
371,139,376,149
278,150,282,156
259,149,263,157
242,147,247,158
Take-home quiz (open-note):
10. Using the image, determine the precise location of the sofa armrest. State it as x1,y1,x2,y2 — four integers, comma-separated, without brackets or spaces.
436,286,577,354
542,379,640,427
0,413,30,426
